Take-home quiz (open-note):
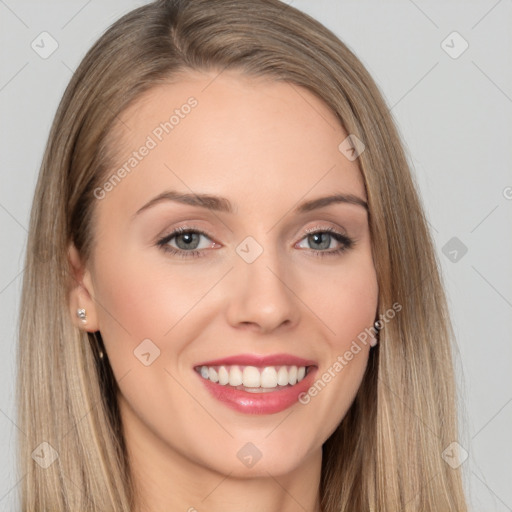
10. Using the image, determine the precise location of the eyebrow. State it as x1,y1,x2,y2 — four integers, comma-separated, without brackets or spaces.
133,190,368,218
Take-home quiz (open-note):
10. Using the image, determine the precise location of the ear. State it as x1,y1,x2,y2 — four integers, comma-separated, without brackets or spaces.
67,243,100,332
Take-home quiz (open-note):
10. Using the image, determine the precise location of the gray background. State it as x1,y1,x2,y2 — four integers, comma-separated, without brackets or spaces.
1,0,511,510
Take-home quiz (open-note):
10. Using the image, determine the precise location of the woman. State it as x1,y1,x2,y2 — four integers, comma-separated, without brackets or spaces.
17,0,468,510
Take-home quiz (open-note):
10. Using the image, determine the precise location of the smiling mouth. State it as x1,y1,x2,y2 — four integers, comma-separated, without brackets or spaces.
194,364,314,392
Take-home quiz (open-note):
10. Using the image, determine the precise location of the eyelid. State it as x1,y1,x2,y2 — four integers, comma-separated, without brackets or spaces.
302,224,346,236
299,223,351,243
157,224,218,244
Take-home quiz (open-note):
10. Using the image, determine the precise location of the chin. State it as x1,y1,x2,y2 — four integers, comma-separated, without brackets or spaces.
195,435,318,478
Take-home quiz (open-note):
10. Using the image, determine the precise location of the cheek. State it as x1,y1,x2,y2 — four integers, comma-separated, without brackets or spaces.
91,249,203,364
90,244,234,385
294,254,378,430
304,253,379,346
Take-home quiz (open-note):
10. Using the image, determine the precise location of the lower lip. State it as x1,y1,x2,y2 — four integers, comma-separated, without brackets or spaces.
195,367,317,414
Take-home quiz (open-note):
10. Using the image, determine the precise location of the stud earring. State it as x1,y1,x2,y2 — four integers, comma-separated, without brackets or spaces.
76,308,87,324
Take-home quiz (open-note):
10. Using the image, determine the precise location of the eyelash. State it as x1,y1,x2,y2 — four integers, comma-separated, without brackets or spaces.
155,225,355,259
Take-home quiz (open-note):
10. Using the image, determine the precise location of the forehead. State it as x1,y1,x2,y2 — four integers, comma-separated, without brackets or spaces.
100,70,366,213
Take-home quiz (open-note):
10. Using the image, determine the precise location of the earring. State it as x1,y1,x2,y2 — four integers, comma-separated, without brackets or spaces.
77,310,105,361
76,308,87,324
370,320,381,347
92,333,105,361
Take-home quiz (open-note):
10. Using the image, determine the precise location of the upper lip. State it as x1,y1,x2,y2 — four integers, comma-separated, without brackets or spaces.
194,353,317,368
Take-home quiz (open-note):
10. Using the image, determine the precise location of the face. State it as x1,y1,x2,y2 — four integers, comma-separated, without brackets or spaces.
69,70,378,480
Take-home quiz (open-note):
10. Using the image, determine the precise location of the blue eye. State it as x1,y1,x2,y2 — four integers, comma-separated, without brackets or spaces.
296,227,354,257
156,227,215,258
156,226,354,259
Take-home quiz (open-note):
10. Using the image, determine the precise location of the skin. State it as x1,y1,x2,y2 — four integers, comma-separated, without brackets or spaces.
68,70,379,512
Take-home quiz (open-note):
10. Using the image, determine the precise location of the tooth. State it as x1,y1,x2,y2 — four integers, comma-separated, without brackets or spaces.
199,363,310,387
242,366,261,387
200,366,209,379
260,367,278,388
288,366,298,385
209,367,219,383
218,366,229,385
229,365,243,386
277,366,289,386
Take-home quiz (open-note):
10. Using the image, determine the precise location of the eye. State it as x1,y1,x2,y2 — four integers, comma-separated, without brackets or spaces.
296,226,354,257
156,226,218,258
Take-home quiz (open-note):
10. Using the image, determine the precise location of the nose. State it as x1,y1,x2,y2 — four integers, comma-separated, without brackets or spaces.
225,243,301,334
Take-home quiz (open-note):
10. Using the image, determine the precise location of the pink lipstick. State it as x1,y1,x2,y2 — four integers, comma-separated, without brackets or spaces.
194,353,318,414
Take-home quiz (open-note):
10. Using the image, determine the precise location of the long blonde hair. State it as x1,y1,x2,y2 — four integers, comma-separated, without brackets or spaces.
17,0,467,510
